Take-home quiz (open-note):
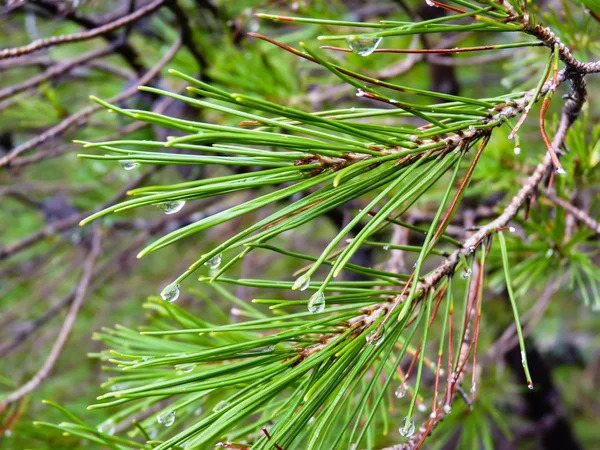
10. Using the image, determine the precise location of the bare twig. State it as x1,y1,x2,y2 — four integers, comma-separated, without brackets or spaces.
0,36,182,168
545,192,600,234
0,226,101,407
8,93,179,168
0,167,159,260
0,43,118,101
0,0,165,60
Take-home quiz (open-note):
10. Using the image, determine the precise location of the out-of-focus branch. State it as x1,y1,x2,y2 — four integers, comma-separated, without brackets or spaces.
0,164,160,260
0,43,118,101
0,0,165,60
165,0,208,76
8,93,179,168
0,36,182,168
0,195,237,357
0,226,101,407
545,192,600,234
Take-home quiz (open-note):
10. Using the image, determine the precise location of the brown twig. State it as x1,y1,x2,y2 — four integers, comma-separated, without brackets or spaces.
8,93,179,168
0,226,101,407
0,36,182,168
0,167,159,261
320,42,544,54
545,192,600,234
0,0,165,60
0,43,119,101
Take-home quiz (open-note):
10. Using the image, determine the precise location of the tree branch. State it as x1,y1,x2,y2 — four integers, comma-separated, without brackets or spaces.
0,0,165,60
545,191,600,234
0,36,182,168
0,226,101,407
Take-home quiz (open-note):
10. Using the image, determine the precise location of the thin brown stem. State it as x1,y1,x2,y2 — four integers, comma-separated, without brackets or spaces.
0,0,165,60
0,37,182,168
0,227,102,407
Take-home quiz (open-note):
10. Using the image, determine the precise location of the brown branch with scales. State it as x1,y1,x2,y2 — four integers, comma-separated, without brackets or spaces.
265,24,591,450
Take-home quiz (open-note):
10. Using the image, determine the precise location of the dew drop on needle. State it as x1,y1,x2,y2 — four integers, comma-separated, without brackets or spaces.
307,292,325,313
346,35,383,56
157,200,185,215
204,254,222,270
157,411,175,427
160,283,180,302
399,417,415,437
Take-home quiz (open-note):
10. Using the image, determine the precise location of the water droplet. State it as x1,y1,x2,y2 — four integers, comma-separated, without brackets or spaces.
248,19,260,33
514,145,521,155
293,274,310,291
509,227,516,233
395,383,407,398
545,248,554,258
556,167,566,175
469,246,476,253
175,363,196,373
527,382,534,390
430,411,437,419
383,245,390,251
204,254,222,270
157,411,175,427
425,0,436,6
160,283,180,302
443,404,451,414
399,417,415,437
417,403,427,412
97,420,115,435
346,35,383,56
350,107,356,112
142,356,154,362
462,269,472,279
471,383,477,394
120,160,139,170
194,407,203,416
157,200,185,215
356,89,366,97
439,369,445,376
366,330,385,346
307,292,325,313
213,400,228,412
